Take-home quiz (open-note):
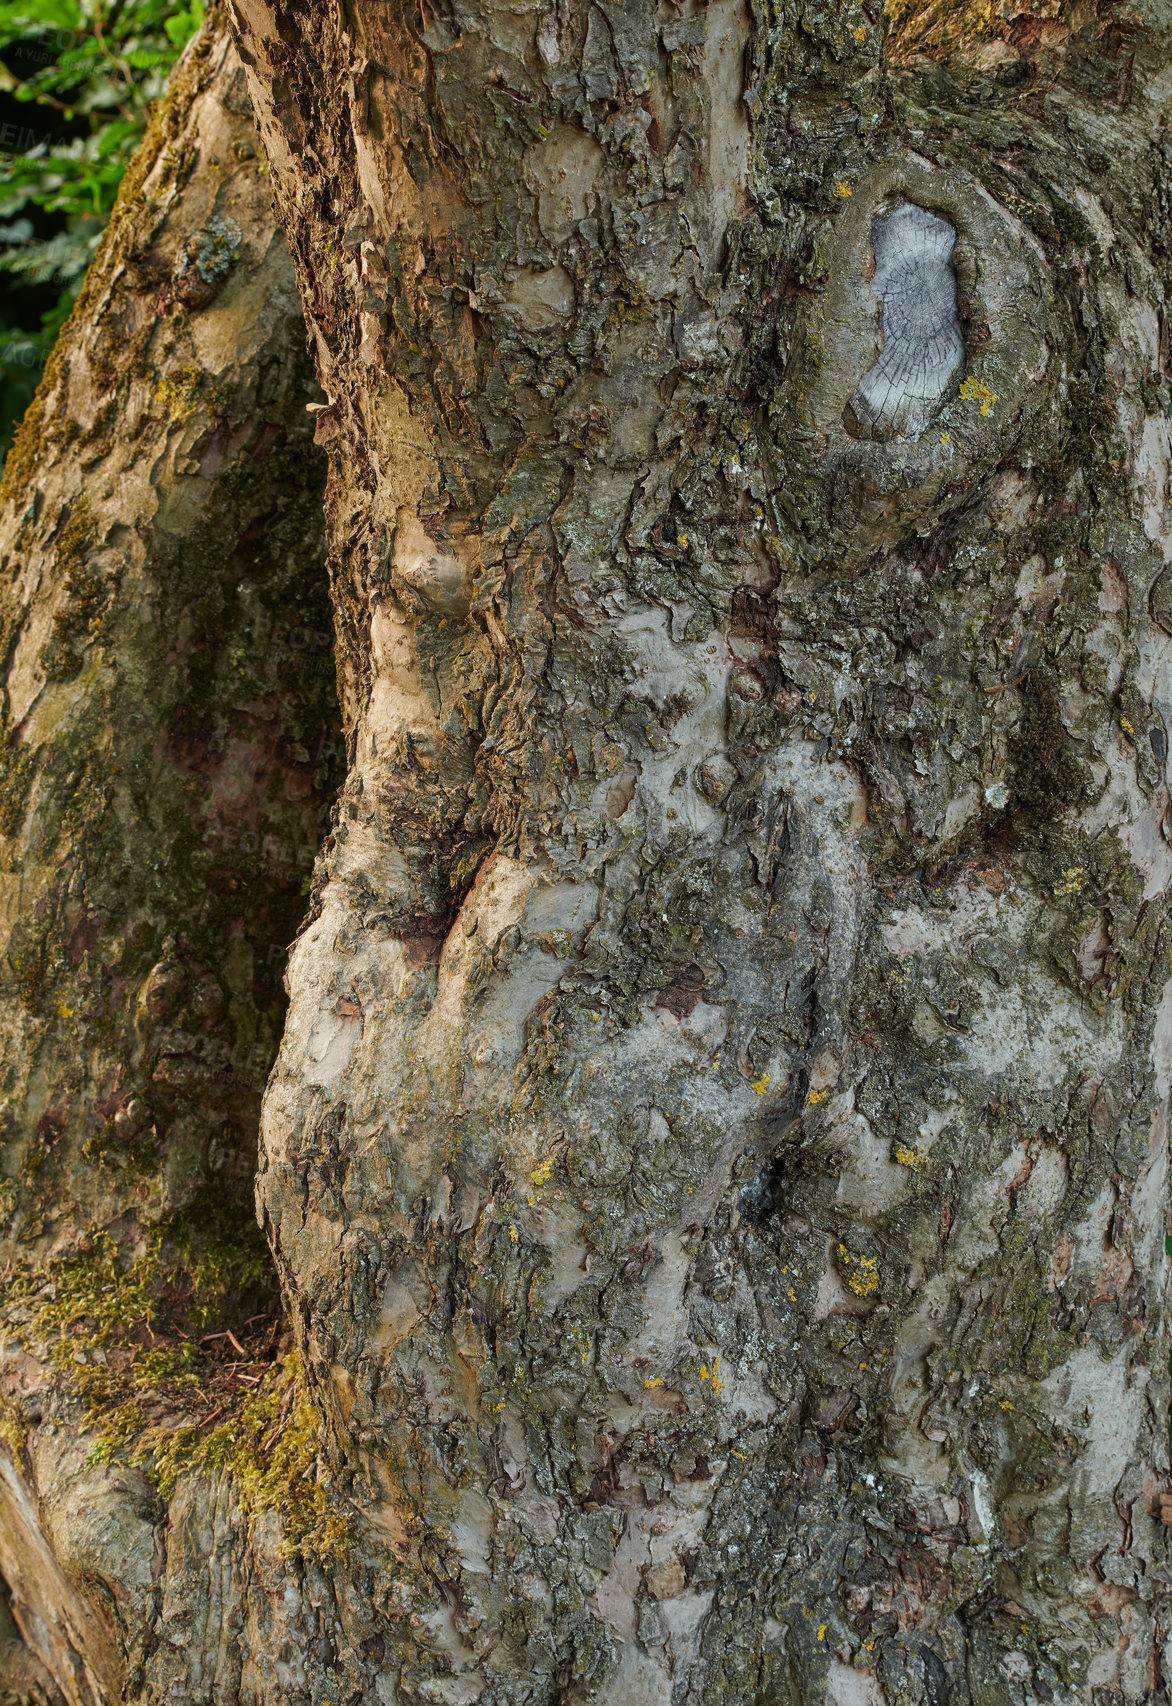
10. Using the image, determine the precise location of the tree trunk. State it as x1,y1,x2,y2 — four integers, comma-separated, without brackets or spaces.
219,0,1172,1700
0,15,341,1703
10,0,1172,1703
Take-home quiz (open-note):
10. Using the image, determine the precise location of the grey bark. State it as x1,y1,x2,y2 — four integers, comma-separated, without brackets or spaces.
7,3,1172,1706
221,0,1172,1700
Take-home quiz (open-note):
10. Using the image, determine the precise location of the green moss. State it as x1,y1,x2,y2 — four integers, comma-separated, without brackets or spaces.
0,1400,24,1460
0,744,34,839
7,1209,262,1351
88,1352,352,1563
0,1203,346,1558
36,497,121,683
1008,664,1084,817
9,933,47,1017
81,1118,158,1176
155,366,210,417
1042,371,1129,500
173,1358,351,1560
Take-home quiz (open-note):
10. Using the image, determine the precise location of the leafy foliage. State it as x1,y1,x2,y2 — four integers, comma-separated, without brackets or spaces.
0,0,204,457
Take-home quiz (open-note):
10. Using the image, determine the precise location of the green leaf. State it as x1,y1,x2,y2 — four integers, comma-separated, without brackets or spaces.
1,0,206,467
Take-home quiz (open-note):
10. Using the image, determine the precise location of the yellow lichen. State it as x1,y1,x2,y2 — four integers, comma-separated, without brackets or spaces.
959,375,998,416
838,1243,879,1297
895,1144,929,1168
751,1073,771,1094
833,181,852,198
1052,866,1085,897
155,366,208,417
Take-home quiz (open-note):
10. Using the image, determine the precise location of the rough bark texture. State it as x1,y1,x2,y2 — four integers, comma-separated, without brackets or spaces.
0,18,342,1704
220,0,1172,1700
9,0,1172,1704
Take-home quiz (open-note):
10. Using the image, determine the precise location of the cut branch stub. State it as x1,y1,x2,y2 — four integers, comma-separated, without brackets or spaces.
783,152,1050,561
847,199,965,442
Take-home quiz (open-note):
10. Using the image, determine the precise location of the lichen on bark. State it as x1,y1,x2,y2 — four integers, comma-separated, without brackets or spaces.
5,0,1172,1702
191,0,1172,1701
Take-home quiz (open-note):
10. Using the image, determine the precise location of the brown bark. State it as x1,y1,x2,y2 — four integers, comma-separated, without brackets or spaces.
0,17,340,1703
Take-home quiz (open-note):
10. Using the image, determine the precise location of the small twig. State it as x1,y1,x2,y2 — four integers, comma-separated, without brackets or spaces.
201,1328,248,1352
983,666,1031,694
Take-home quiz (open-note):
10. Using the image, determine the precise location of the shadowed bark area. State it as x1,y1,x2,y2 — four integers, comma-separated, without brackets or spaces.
0,15,344,1702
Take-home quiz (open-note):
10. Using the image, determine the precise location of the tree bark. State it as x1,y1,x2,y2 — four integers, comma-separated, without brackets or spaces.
0,16,341,1703
10,1,1172,1704
215,0,1172,1701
